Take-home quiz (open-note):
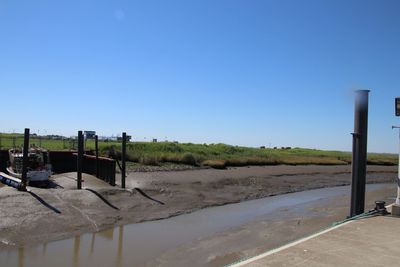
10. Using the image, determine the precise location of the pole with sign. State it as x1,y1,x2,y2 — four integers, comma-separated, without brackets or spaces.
394,97,400,205
393,126,400,204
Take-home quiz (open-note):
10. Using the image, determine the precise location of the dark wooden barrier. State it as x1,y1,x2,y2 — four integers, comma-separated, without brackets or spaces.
82,154,116,186
49,151,116,186
0,150,116,186
49,151,77,173
0,150,8,172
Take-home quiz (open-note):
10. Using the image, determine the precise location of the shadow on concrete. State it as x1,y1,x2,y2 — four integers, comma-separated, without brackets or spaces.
28,180,64,189
84,188,120,210
135,188,165,205
47,180,64,189
27,191,62,214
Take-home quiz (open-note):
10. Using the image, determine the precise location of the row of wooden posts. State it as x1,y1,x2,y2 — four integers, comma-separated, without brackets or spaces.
76,130,127,189
19,129,127,191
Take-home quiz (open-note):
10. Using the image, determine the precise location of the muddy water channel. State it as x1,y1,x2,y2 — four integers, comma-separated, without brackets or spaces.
0,184,387,267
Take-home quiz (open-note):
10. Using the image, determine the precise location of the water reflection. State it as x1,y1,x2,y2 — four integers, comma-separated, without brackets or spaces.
18,247,24,267
88,227,124,267
0,185,387,267
42,243,47,257
8,226,126,267
71,229,124,267
73,236,80,267
90,233,95,255
117,226,124,267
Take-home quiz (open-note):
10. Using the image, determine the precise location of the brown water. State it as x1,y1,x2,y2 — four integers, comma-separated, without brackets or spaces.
0,184,386,267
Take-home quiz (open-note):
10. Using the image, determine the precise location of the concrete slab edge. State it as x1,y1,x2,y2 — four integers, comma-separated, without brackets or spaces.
228,220,353,267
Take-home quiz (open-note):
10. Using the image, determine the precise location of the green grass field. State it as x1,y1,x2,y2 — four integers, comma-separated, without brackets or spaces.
0,133,397,168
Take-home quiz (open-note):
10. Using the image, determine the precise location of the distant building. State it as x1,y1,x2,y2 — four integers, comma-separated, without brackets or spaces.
84,131,96,139
45,135,64,140
117,135,132,142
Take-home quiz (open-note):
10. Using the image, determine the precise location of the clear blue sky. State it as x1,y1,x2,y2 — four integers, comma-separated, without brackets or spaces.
1,0,399,153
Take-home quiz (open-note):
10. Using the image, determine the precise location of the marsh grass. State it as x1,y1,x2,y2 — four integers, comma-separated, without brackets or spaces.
0,133,397,168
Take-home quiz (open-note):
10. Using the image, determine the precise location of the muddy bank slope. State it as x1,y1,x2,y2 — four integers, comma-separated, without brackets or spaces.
0,165,396,248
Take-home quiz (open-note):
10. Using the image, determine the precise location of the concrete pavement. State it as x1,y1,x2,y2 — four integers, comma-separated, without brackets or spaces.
231,215,400,267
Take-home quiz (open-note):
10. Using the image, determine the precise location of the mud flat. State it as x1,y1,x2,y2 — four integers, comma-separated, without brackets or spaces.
0,184,395,267
145,184,396,267
0,165,396,249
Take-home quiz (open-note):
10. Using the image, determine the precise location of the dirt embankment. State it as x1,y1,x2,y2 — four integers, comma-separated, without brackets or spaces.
0,165,397,248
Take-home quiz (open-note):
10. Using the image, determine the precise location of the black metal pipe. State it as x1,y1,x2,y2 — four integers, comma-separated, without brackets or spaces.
350,90,369,217
77,131,83,189
21,128,30,191
121,132,126,188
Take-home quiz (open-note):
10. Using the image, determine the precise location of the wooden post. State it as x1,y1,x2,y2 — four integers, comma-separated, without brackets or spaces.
21,128,30,191
121,132,126,188
77,131,83,189
95,135,99,178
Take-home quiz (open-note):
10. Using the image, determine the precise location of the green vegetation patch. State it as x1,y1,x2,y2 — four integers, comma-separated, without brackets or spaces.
0,133,397,168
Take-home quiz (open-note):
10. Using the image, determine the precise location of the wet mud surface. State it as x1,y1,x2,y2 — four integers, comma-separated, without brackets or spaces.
0,165,396,250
